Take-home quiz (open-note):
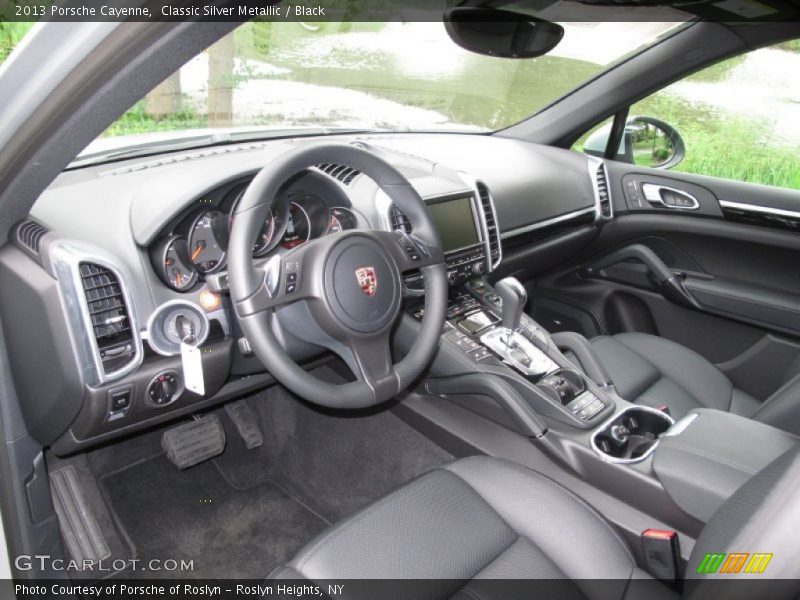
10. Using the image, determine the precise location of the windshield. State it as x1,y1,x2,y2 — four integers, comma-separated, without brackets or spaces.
92,21,684,150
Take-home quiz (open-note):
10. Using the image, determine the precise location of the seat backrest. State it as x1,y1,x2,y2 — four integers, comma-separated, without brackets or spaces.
684,446,800,599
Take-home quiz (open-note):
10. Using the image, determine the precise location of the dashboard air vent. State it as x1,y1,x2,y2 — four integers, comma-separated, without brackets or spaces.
595,162,613,219
389,205,412,234
477,182,501,268
16,220,49,254
318,163,361,186
79,263,136,374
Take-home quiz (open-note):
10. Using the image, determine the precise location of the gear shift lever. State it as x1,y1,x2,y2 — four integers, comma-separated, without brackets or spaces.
495,277,527,332
480,277,558,375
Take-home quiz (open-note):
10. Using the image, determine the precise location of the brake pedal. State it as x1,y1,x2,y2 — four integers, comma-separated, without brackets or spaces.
224,400,263,450
162,414,226,470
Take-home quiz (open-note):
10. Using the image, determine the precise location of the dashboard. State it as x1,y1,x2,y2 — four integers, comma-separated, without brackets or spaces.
1,133,606,453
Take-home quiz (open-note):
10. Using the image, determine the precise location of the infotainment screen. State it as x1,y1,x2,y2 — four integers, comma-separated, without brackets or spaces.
426,196,479,253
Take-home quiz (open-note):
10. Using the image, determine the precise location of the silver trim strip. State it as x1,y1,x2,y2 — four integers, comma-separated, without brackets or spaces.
478,181,503,271
719,200,800,220
662,412,699,437
590,405,674,465
642,183,700,210
587,156,613,220
500,207,596,240
457,172,503,272
479,328,559,377
48,240,143,388
145,299,210,357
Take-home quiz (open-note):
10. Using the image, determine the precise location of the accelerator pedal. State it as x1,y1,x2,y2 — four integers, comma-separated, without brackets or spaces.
224,400,263,450
162,414,226,470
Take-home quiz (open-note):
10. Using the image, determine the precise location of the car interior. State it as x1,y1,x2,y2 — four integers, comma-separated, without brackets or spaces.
0,7,799,598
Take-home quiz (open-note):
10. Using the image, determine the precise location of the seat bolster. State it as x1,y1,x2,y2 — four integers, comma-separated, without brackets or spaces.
750,373,800,435
444,456,635,582
285,466,517,581
730,388,760,418
268,565,305,580
590,336,661,399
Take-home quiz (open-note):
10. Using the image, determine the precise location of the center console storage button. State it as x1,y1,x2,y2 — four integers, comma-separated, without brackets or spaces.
468,347,492,361
457,310,498,335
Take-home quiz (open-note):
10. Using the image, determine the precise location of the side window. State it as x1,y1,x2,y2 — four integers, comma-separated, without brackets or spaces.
583,39,800,191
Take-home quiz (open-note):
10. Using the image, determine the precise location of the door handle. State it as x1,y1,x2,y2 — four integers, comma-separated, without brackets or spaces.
641,183,699,210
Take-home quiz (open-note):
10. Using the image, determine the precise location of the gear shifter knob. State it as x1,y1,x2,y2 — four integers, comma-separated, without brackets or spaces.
495,277,527,331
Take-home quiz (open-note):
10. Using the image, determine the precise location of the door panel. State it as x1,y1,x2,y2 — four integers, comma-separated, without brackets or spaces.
531,163,800,400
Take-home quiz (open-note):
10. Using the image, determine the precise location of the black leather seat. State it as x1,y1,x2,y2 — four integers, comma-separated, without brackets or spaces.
589,333,800,435
590,333,759,418
272,451,799,597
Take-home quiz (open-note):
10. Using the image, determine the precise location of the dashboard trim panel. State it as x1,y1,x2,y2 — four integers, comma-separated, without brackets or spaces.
49,239,144,388
588,156,613,222
500,207,597,240
460,172,502,272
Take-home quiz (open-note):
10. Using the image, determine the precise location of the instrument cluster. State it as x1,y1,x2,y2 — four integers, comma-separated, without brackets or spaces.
150,174,359,292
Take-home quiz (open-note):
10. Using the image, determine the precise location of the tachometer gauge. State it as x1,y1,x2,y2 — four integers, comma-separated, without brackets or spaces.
189,209,228,273
280,202,311,249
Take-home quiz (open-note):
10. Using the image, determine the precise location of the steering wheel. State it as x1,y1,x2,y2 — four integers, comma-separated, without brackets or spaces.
228,142,447,408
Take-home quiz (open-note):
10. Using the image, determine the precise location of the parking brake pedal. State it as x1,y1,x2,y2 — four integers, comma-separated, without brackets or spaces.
224,400,263,449
162,414,226,470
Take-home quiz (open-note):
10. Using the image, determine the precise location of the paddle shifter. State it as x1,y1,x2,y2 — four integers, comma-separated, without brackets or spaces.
495,277,527,333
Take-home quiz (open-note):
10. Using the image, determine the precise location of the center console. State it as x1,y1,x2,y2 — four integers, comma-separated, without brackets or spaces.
408,276,614,430
401,191,497,294
403,270,798,538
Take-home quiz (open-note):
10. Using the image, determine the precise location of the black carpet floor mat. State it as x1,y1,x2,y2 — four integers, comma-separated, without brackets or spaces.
100,457,326,579
90,369,453,580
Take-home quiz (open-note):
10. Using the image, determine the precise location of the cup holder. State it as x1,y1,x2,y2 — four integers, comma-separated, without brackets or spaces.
591,406,674,464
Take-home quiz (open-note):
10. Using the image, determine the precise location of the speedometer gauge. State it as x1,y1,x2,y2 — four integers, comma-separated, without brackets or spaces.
189,209,228,273
327,207,358,233
161,237,197,292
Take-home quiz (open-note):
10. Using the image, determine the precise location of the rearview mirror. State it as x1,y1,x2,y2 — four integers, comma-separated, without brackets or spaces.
584,116,686,169
444,7,564,59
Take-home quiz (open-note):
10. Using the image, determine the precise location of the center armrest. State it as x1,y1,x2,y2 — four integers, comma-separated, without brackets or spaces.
653,408,797,522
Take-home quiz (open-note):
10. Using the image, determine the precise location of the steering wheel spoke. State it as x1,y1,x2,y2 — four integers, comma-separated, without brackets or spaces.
378,230,445,273
235,250,313,316
345,332,399,401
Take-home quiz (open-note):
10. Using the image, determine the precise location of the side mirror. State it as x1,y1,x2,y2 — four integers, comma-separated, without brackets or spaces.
583,116,685,169
443,7,564,59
